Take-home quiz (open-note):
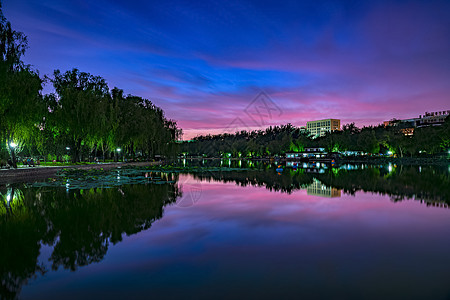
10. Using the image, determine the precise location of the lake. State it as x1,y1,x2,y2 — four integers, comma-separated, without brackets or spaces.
1,160,449,299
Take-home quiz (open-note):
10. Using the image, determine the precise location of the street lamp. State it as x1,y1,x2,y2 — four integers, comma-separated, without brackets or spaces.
65,147,71,163
8,142,18,168
116,148,122,162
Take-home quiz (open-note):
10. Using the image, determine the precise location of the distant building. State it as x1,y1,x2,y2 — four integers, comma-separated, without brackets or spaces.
286,147,327,159
416,110,450,127
383,110,449,135
400,128,415,136
299,126,308,134
305,147,325,152
306,119,340,138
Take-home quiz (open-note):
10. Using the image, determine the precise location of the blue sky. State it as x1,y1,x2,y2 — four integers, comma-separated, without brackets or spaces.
4,0,450,138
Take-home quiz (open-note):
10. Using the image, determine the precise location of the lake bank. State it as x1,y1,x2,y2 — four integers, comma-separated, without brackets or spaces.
0,161,162,184
184,156,450,166
2,156,448,185
336,156,449,166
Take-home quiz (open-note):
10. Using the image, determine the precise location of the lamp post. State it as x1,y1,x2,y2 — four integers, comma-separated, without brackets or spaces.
9,142,18,168
66,147,70,163
116,148,121,162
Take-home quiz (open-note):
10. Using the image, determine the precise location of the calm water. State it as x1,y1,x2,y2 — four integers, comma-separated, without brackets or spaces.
1,161,449,300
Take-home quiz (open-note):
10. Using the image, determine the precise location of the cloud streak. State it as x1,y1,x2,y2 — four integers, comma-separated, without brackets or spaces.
4,0,450,139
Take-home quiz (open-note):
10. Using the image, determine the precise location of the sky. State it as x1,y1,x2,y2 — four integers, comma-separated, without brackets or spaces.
4,0,450,139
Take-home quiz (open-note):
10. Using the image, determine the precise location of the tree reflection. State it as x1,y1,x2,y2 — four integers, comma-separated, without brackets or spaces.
0,164,448,299
191,169,315,194
0,183,180,299
190,165,449,204
0,186,47,300
315,166,450,204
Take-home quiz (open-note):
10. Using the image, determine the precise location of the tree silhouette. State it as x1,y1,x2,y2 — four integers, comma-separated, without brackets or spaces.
0,3,43,167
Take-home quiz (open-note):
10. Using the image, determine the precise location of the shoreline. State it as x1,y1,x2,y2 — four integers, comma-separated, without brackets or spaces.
0,161,162,185
336,157,450,166
184,156,450,166
1,156,448,185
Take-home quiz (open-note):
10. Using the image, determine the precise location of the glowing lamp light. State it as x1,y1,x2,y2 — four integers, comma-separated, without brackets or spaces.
66,147,70,150
117,148,121,152
10,142,17,148
387,151,393,155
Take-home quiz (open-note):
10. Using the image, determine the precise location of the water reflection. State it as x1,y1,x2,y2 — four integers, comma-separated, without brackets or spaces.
0,183,180,299
0,162,449,299
307,179,341,198
186,163,449,206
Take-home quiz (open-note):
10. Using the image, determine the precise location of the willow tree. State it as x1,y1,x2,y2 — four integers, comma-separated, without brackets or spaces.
112,94,181,159
50,68,110,162
0,3,43,167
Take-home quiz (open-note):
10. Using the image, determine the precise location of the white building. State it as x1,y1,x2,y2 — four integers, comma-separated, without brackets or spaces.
306,119,340,138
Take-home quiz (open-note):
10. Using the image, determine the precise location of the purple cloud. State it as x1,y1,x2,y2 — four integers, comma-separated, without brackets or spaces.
4,0,450,139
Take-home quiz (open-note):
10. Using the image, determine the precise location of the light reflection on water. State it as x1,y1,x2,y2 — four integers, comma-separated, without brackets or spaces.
0,163,449,300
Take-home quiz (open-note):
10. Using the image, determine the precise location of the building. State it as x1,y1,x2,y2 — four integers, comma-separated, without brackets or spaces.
383,110,449,135
306,119,340,138
416,110,450,127
286,147,327,159
305,147,325,152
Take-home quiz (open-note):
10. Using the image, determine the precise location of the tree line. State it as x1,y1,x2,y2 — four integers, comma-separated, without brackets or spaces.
0,3,181,167
181,119,450,158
